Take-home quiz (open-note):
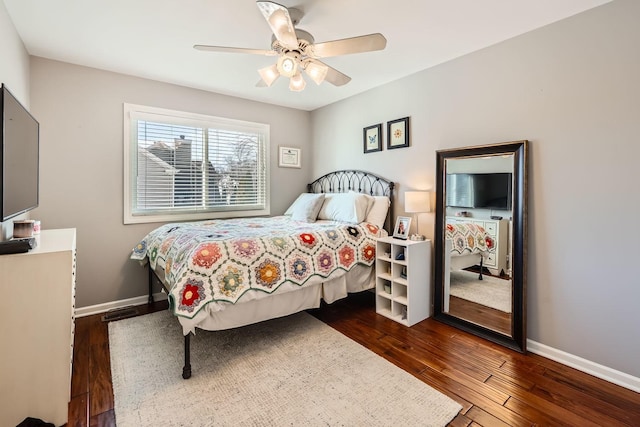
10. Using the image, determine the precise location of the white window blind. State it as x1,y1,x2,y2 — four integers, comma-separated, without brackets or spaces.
124,104,269,224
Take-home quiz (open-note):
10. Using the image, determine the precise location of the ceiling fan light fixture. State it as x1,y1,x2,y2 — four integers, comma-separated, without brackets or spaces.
197,2,387,91
289,72,306,92
277,54,297,77
258,64,280,86
304,61,328,85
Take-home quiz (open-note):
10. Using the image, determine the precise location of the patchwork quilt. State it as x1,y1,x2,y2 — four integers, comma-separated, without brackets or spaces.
131,216,380,318
446,223,494,255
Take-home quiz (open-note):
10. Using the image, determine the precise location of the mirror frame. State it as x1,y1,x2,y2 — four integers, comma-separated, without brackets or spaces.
434,140,528,353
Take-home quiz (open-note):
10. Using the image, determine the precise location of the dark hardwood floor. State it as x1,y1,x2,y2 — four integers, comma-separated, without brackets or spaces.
448,295,511,335
448,267,512,335
68,293,640,426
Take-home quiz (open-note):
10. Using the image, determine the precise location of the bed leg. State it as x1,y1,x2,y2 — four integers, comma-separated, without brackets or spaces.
182,333,192,379
478,258,484,281
147,263,154,304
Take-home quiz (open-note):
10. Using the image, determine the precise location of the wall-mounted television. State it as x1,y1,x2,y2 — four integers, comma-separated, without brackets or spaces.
1,83,39,222
446,172,512,210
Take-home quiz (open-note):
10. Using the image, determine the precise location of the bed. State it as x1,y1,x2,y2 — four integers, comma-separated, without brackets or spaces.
443,222,494,311
131,170,394,378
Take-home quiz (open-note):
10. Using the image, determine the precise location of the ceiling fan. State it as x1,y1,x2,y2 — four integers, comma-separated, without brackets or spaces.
194,1,387,91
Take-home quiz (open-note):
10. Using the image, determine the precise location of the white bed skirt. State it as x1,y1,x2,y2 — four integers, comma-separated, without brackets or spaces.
176,264,375,335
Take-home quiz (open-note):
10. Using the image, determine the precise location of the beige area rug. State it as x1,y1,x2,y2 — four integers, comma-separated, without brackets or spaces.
450,269,512,313
109,310,462,427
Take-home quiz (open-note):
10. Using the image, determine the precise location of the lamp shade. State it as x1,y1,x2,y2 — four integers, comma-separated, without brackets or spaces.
289,72,306,91
304,61,328,85
405,191,431,213
258,64,280,87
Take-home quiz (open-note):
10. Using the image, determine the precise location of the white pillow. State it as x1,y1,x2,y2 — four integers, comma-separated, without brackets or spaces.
365,196,390,228
349,191,375,218
317,192,370,224
284,193,309,215
284,193,325,222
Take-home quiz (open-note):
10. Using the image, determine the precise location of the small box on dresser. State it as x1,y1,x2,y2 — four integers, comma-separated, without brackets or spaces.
375,236,431,326
0,228,77,427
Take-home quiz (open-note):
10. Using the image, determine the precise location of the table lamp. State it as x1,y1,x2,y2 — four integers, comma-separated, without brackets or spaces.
404,191,431,241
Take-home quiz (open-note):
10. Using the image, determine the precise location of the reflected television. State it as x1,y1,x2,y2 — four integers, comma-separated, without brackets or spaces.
446,173,512,210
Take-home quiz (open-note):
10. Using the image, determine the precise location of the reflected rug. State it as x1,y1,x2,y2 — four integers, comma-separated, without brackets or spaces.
109,310,462,426
450,269,512,313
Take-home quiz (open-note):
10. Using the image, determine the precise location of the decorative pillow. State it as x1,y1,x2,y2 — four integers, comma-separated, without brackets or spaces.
317,192,370,224
284,193,325,222
365,196,390,228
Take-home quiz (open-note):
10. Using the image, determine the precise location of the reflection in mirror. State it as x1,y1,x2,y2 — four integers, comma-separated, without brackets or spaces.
434,141,528,353
444,155,514,335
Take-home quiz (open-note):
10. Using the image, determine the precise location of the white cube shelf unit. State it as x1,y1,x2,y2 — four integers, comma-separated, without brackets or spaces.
375,236,431,326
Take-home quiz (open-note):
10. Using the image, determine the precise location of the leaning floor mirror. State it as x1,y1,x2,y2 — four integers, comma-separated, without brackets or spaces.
434,140,528,352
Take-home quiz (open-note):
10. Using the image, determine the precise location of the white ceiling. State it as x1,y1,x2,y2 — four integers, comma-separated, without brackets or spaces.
5,0,611,111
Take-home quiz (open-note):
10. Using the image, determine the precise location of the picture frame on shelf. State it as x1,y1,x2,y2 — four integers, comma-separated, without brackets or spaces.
363,123,382,153
393,216,411,240
387,116,410,149
278,146,301,168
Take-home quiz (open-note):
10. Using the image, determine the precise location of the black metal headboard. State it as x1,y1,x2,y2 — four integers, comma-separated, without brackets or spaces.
307,170,395,233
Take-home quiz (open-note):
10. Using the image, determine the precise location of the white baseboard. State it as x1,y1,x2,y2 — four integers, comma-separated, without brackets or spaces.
527,339,640,393
74,292,168,318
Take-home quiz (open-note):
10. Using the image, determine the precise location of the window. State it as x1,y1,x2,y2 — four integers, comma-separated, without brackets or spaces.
124,104,270,224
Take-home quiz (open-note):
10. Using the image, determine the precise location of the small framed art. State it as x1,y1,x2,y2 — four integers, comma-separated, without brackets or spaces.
387,116,410,149
393,216,411,240
363,123,382,153
278,146,301,168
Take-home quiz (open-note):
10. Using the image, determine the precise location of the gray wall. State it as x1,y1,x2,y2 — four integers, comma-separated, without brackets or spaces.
29,57,312,308
311,0,640,378
0,0,31,240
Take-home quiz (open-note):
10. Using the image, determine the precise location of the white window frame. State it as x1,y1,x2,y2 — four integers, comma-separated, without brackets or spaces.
123,103,270,224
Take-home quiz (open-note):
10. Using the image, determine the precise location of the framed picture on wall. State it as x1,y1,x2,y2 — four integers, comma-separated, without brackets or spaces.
278,146,301,168
387,116,410,149
363,123,382,153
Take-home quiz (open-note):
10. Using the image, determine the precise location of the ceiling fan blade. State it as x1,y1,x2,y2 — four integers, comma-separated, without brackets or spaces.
256,1,299,51
312,60,351,86
194,45,276,56
311,33,387,58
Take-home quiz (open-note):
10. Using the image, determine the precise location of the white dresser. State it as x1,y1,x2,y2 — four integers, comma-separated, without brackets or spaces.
447,217,509,276
0,228,77,427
